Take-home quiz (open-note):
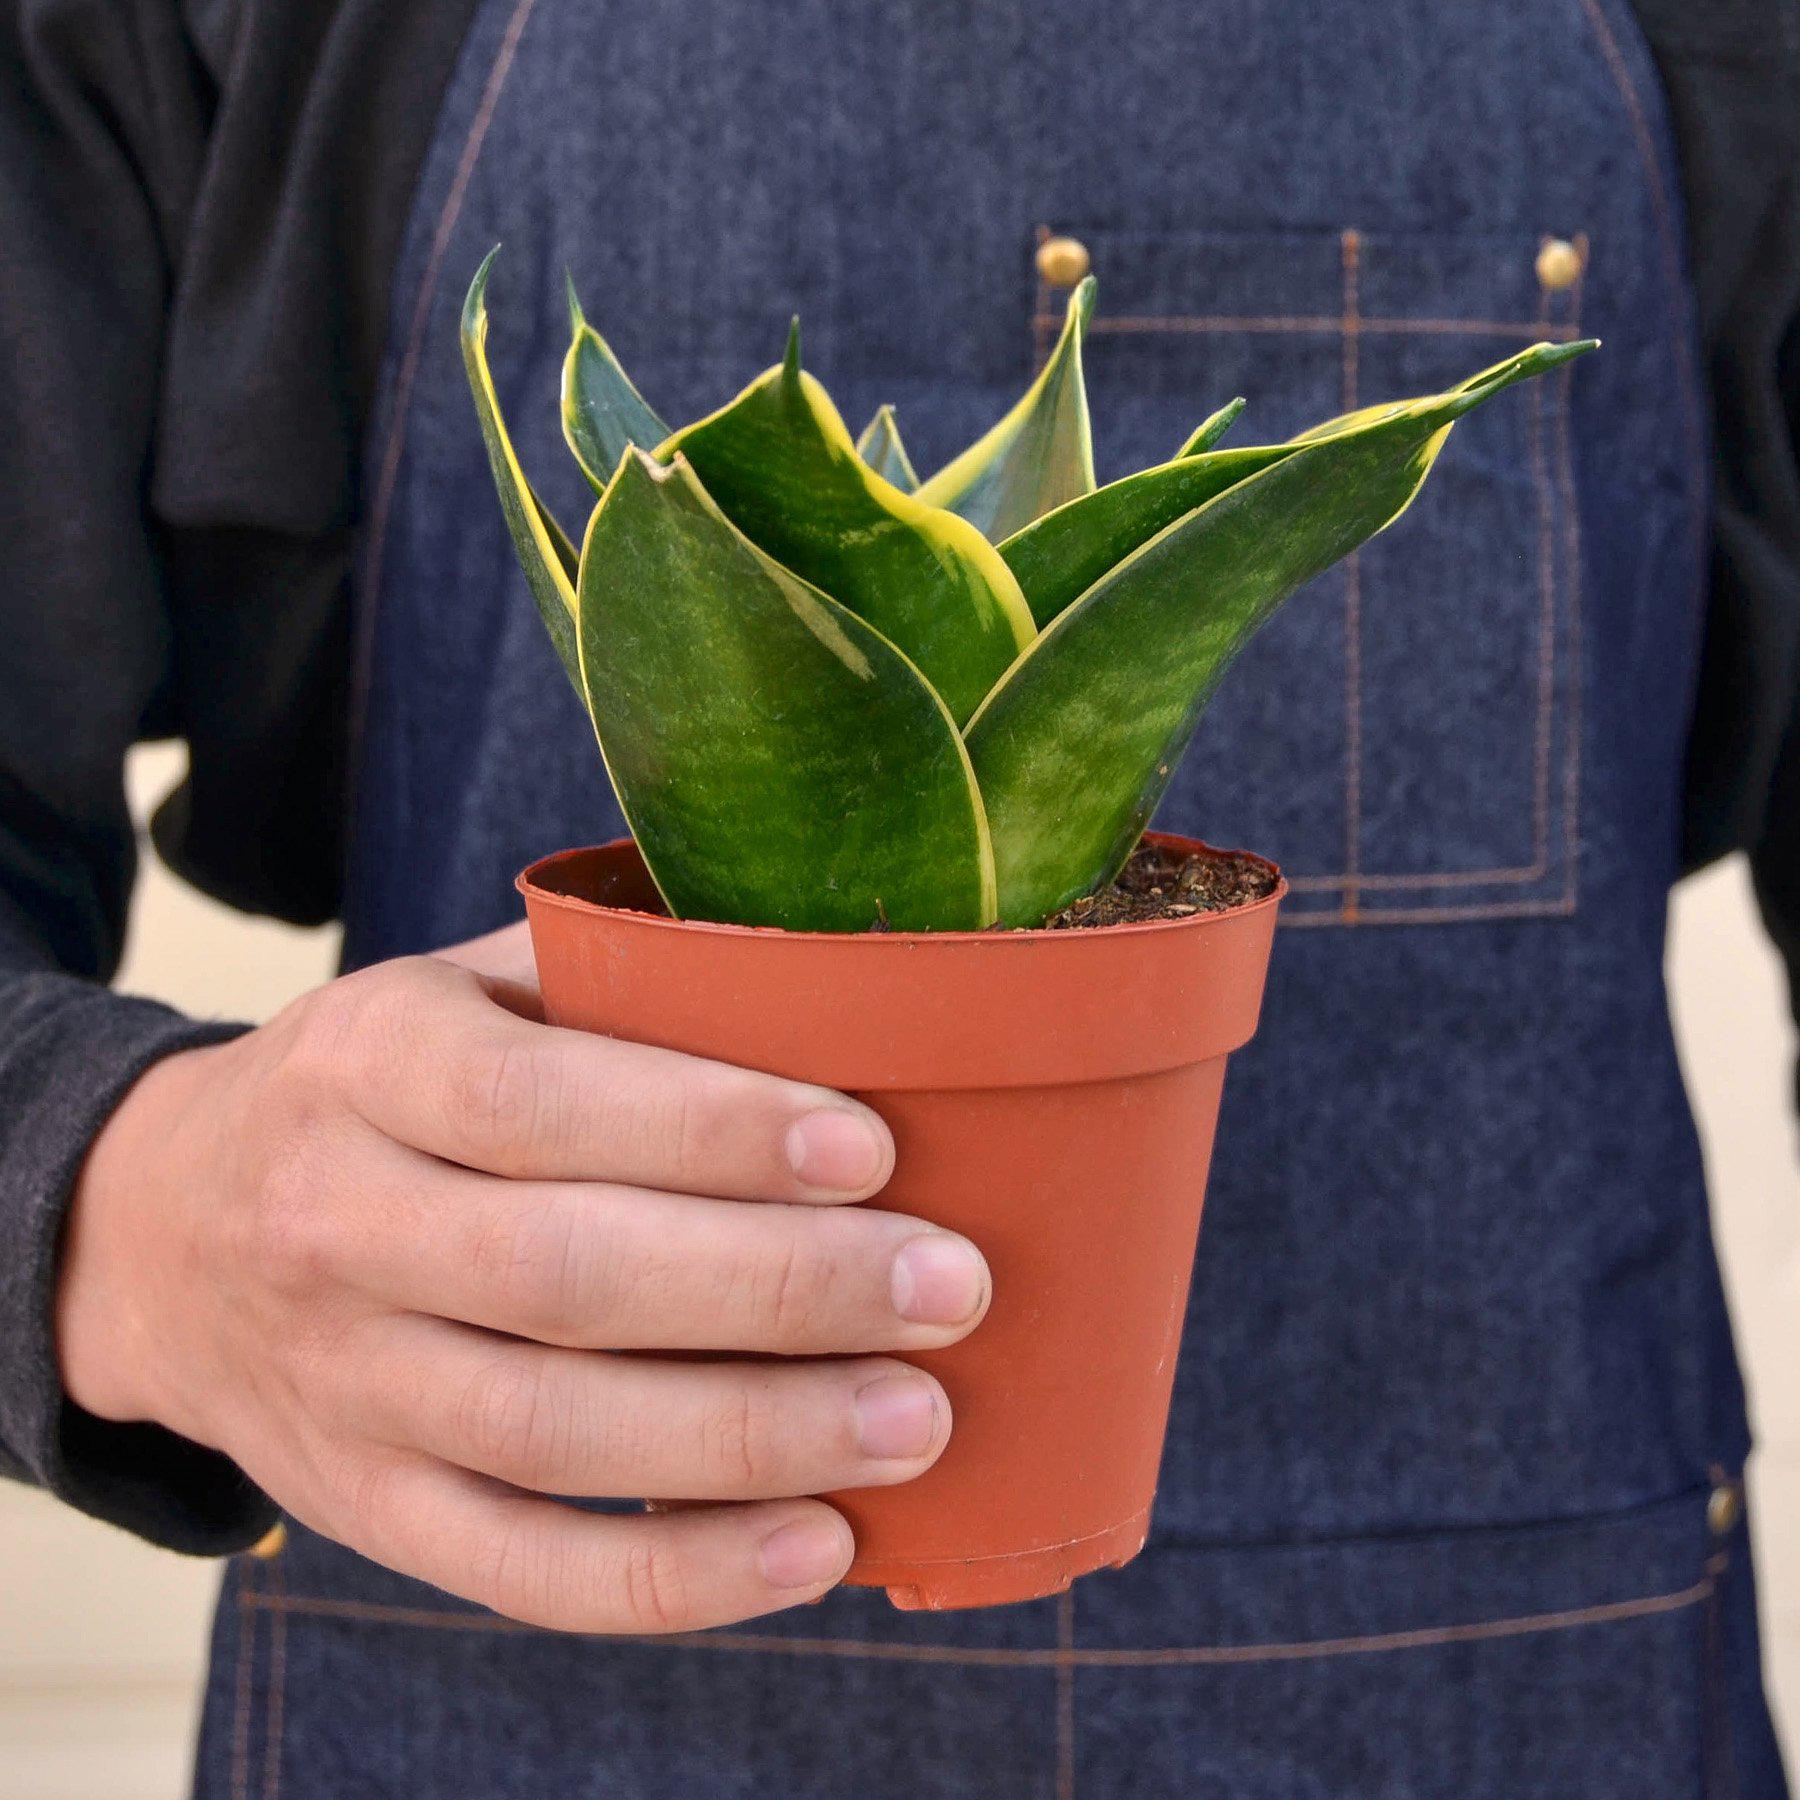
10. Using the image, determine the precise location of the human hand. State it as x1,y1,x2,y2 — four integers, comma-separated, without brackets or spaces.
56,923,990,1632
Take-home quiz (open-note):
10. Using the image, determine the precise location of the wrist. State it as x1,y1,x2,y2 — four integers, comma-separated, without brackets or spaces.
55,1041,222,1435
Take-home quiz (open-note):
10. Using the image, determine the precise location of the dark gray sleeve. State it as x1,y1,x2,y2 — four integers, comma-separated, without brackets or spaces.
0,1,273,1550
1632,3,1800,1101
0,965,267,1550
1,0,482,1550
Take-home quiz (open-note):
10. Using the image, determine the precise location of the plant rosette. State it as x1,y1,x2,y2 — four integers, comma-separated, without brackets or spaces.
470,256,1594,1608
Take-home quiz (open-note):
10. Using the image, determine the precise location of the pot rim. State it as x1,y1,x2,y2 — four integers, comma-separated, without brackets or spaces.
516,831,1287,947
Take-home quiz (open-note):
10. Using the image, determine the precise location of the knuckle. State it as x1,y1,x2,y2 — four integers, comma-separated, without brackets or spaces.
591,1059,699,1181
748,1222,836,1346
456,1355,566,1484
701,1381,782,1492
341,1455,406,1537
246,1124,346,1293
617,1534,697,1635
468,1193,590,1337
470,1514,562,1626
451,1035,559,1170
277,958,446,1098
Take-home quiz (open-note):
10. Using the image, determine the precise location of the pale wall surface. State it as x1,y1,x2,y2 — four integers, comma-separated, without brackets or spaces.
0,743,1795,1797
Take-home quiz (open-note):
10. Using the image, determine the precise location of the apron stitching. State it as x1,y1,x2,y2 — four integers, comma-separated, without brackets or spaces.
240,1574,1713,1664
343,0,541,913
1285,895,1576,926
1032,224,1055,365
261,1551,289,1800
1055,1588,1077,1800
355,0,541,715
1702,1548,1741,1799
1049,315,1582,339
1557,243,1588,909
1287,867,1550,890
1530,279,1559,879
1340,228,1364,922
230,1561,258,1800
1054,229,1584,920
1572,0,1709,563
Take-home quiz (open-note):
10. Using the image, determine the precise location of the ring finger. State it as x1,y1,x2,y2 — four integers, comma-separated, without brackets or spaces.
353,1315,954,1501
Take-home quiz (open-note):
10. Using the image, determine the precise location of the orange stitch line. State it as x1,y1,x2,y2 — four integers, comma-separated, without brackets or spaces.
1063,315,1581,341
245,1576,1709,1665
1528,281,1560,879
1032,225,1054,364
1574,0,1707,555
1021,229,1591,928
1285,864,1545,893
1556,262,1587,911
345,0,542,859
1272,324,1567,905
262,1553,288,1800
1282,895,1579,928
1031,1579,1711,1666
1055,1589,1077,1800
1340,230,1364,922
231,1566,256,1800
360,0,541,625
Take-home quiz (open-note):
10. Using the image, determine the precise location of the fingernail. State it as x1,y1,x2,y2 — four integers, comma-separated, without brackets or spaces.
786,1108,887,1193
758,1518,852,1590
890,1234,989,1326
854,1374,940,1461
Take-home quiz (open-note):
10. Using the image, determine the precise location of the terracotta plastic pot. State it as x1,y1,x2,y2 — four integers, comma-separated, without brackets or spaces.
517,832,1284,1610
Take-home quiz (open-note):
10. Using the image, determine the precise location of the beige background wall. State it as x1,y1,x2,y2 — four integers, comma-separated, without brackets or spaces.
0,742,1795,1796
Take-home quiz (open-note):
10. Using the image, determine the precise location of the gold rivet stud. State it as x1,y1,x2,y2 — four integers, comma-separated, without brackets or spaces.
1706,1482,1742,1538
1536,237,1584,292
1036,235,1092,288
248,1521,288,1560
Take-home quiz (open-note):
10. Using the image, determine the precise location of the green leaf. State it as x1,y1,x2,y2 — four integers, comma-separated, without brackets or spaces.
916,276,1098,542
1176,396,1247,458
967,339,1598,926
854,404,920,491
460,248,583,693
1000,338,1595,634
1001,441,1299,632
656,326,1034,725
577,449,996,931
561,273,671,493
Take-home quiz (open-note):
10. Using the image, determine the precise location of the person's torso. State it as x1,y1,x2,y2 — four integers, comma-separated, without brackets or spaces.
202,3,1784,1793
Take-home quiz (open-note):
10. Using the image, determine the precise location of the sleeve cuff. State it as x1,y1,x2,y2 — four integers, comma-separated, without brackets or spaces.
0,971,276,1553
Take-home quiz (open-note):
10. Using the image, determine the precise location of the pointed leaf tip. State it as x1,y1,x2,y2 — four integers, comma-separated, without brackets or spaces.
464,245,501,329
855,404,921,492
1071,274,1098,330
1177,396,1248,458
916,269,1098,539
459,250,582,696
564,268,584,329
784,316,802,375
561,291,673,492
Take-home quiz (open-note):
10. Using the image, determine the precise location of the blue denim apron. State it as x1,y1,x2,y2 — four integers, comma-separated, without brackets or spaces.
195,1,1791,1792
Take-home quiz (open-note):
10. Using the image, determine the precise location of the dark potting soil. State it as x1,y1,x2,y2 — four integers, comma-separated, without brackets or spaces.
1040,843,1278,930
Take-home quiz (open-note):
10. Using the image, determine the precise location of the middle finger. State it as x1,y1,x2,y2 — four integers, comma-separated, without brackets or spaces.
347,1148,992,1356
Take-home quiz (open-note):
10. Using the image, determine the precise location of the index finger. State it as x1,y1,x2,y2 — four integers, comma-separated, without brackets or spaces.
341,957,894,1201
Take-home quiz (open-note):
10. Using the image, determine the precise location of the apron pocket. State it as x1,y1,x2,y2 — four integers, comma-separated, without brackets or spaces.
1037,220,1591,927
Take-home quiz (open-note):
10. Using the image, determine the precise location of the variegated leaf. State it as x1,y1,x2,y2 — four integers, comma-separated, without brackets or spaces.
916,276,1097,542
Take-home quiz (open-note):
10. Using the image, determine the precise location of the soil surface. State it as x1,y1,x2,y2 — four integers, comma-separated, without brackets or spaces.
1041,843,1278,929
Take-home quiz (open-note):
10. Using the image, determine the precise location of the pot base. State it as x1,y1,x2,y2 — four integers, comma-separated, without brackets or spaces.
843,1508,1151,1611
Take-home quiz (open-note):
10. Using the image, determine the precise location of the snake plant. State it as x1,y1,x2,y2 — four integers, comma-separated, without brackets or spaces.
463,250,1595,930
